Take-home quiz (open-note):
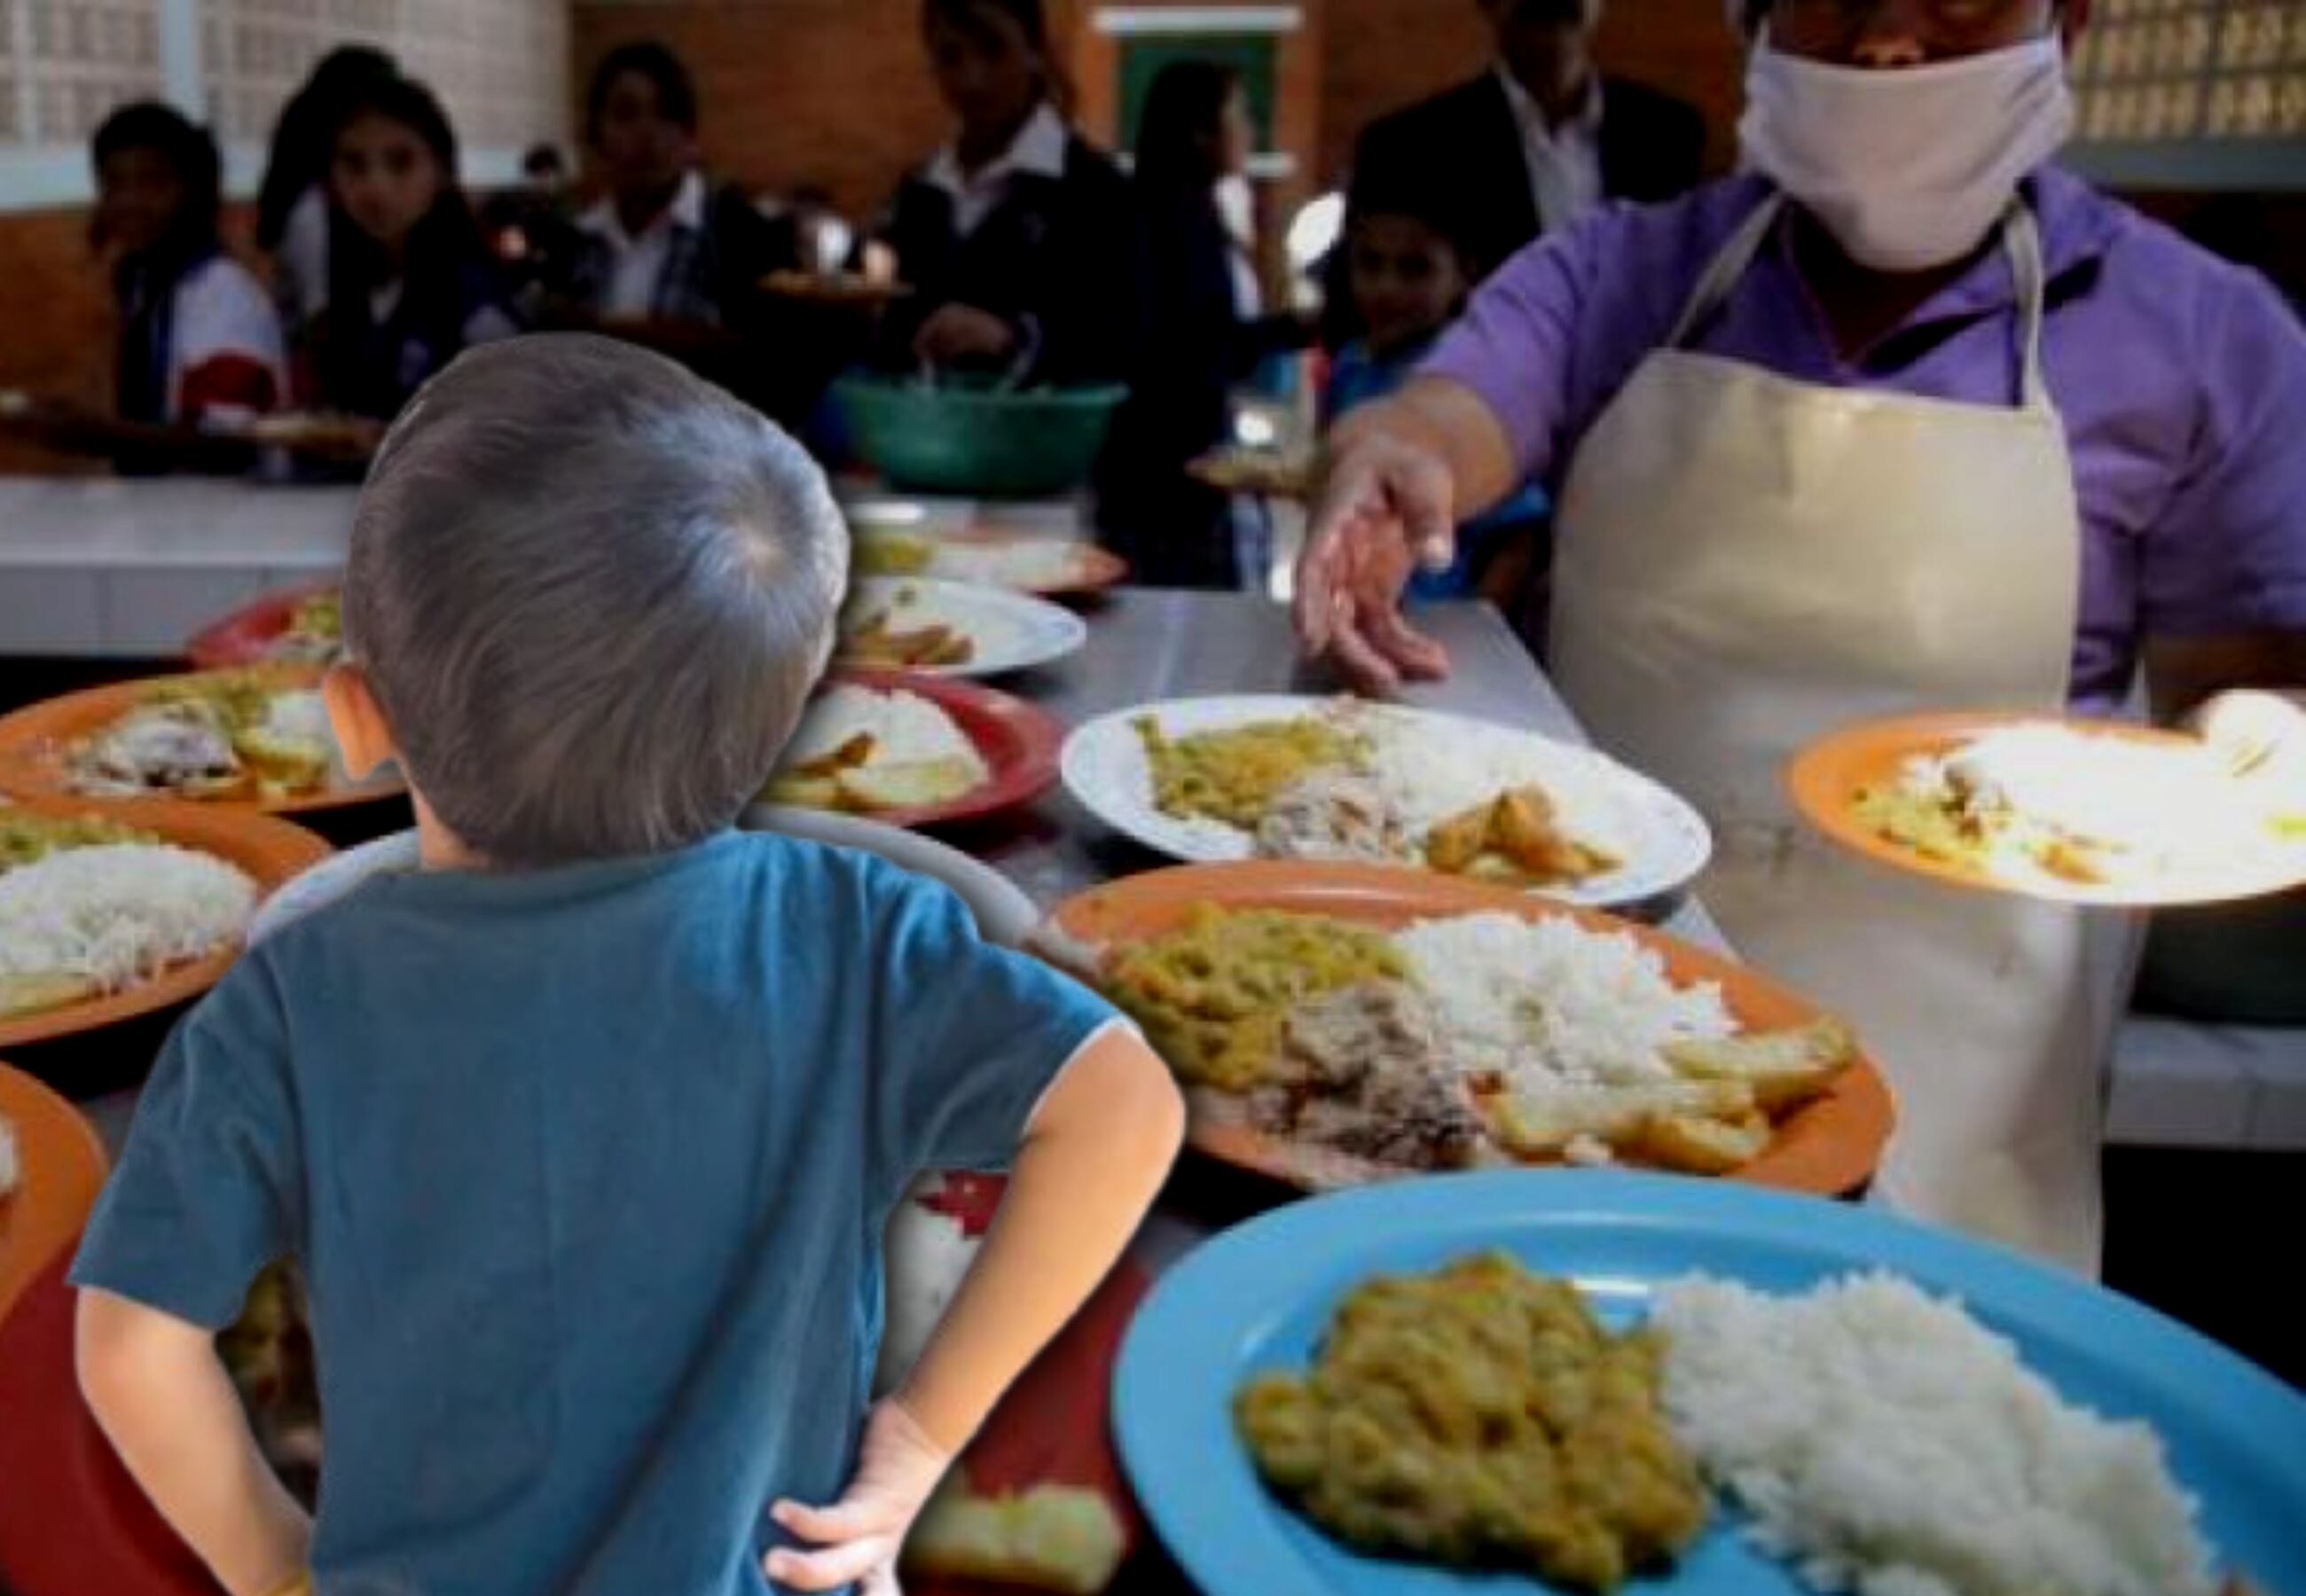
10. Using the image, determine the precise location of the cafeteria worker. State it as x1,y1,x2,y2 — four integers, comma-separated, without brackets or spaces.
1298,0,2306,1273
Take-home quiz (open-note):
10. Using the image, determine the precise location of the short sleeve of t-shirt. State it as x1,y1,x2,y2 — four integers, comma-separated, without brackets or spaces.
69,956,302,1330
2139,262,2306,638
864,870,1122,1190
174,256,289,390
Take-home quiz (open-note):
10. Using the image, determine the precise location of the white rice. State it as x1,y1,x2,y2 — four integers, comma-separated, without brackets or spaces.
1392,911,1733,1089
0,1113,19,1199
1912,725,2271,880
0,842,257,992
1348,704,1632,859
1654,1271,2219,1596
784,685,989,779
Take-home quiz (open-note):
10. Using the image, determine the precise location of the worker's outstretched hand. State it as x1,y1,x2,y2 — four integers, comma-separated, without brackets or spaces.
1294,430,1456,694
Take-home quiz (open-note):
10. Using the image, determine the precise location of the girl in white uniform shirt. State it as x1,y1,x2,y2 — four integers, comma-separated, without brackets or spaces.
90,104,287,454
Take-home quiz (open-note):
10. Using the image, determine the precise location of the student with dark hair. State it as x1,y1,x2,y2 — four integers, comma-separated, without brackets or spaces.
91,102,286,443
255,45,400,333
877,0,1134,386
561,41,805,412
1096,60,1310,590
309,74,517,422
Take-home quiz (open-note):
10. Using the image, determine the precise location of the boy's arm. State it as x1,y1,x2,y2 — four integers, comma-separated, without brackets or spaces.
77,1287,312,1596
891,1024,1182,1451
767,1026,1183,1591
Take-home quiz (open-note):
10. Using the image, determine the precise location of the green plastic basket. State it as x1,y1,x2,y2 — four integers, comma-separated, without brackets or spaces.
834,375,1128,497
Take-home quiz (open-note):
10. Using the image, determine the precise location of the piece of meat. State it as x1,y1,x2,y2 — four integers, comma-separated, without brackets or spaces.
1256,982,1486,1170
1255,773,1409,864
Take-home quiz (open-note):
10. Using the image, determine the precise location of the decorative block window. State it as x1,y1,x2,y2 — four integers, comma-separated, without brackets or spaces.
4,0,164,145
2068,0,2306,188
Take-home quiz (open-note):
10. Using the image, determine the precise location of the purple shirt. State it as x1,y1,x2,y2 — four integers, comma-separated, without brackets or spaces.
1426,168,2306,709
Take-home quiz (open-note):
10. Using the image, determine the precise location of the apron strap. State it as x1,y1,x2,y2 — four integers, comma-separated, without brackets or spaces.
1667,191,2055,414
1665,192,1784,351
1999,200,2051,411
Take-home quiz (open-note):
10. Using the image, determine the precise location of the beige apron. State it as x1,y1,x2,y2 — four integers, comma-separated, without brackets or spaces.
1550,195,2130,1273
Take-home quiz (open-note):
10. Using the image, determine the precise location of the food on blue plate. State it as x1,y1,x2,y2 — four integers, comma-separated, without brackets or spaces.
1656,1270,2223,1596
904,1471,1128,1594
1086,904,1854,1179
1233,1252,1706,1590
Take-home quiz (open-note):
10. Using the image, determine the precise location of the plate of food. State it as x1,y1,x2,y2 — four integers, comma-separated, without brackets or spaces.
1189,445,1316,500
837,577,1088,679
882,1171,1152,1596
1063,696,1713,911
1113,1169,2302,1596
854,528,1129,598
760,269,915,305
762,672,1063,829
185,583,345,669
226,411,380,457
1033,863,1892,1196
0,1062,108,1321
1792,711,2306,906
0,666,403,814
0,795,331,1051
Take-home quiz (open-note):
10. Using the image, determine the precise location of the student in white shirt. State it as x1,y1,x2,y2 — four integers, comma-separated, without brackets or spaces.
560,43,805,414
876,0,1134,387
90,103,286,471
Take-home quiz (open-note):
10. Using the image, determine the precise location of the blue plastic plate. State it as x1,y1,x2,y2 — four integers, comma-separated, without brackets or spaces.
1112,1171,2306,1595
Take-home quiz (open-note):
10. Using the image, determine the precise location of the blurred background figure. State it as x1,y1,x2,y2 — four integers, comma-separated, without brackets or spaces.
1098,59,1311,591
309,74,518,423
565,42,791,331
558,41,805,416
1324,171,1552,612
1345,1,1704,305
91,103,286,459
876,0,1133,387
255,45,401,343
482,144,584,306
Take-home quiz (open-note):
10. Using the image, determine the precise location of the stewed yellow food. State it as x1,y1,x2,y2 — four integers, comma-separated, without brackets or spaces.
1235,1253,1706,1590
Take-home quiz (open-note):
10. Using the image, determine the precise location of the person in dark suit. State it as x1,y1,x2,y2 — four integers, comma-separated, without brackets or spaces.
876,0,1135,387
1347,0,1706,286
1096,60,1313,590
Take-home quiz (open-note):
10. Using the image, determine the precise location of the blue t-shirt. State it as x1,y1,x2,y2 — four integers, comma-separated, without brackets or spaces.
72,831,1118,1596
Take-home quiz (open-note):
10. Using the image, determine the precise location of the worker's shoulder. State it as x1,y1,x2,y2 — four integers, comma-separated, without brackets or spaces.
2036,168,2298,355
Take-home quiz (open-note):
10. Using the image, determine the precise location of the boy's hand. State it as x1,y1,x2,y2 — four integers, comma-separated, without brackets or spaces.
765,1400,952,1593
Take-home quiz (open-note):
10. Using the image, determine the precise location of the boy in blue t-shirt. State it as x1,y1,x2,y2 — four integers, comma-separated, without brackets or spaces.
1326,182,1551,612
70,334,1184,1596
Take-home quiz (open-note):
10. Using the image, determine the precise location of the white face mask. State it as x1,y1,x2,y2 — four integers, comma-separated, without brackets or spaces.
1738,32,2074,272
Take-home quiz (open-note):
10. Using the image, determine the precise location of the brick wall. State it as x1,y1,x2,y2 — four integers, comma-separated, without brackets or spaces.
568,0,1745,216
0,207,126,473
570,0,1092,219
